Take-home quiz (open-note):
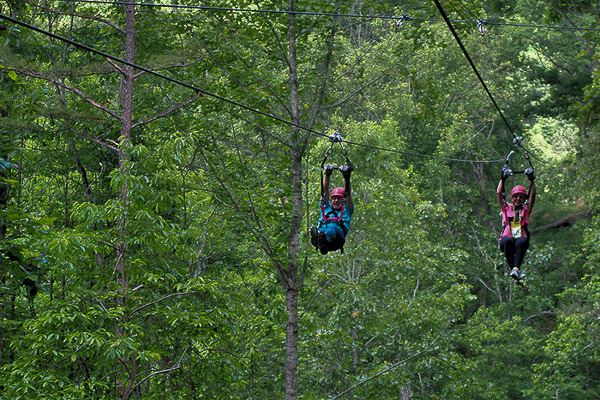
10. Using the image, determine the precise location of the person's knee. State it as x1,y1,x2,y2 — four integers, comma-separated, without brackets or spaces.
515,238,530,250
328,235,346,251
499,237,513,251
324,226,342,242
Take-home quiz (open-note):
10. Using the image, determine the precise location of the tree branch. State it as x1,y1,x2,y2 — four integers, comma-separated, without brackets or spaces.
132,93,202,129
131,361,184,393
332,320,452,399
530,211,589,233
321,58,408,112
127,291,198,320
524,311,555,322
204,14,291,119
16,69,121,120
75,130,119,152
299,277,334,319
133,55,210,79
22,0,125,33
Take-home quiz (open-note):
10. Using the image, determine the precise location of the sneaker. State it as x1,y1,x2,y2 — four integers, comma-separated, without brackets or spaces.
510,267,525,281
317,231,328,255
310,226,319,248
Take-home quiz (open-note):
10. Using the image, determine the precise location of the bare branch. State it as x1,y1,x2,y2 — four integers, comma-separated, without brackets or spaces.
322,59,407,112
132,93,202,129
195,132,290,288
237,114,291,148
332,320,452,400
23,0,125,33
107,58,125,75
524,311,556,322
94,298,110,315
530,211,589,233
407,278,420,308
210,194,235,209
202,17,291,118
306,0,340,131
476,276,499,296
133,54,213,79
16,69,121,120
131,346,190,392
127,291,198,320
75,130,119,152
299,277,334,319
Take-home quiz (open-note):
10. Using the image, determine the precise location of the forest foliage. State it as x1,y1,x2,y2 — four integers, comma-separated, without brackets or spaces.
0,1,599,399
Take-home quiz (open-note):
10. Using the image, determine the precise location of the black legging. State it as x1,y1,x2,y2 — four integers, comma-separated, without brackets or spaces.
499,236,529,269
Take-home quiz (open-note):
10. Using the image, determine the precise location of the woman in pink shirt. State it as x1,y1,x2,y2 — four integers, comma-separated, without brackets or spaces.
497,170,536,281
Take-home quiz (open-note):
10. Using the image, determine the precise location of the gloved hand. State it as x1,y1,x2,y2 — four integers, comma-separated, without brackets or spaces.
502,168,512,179
340,164,353,179
324,164,334,176
525,168,535,182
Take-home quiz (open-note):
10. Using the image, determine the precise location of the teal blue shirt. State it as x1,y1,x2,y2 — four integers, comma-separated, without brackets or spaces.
318,201,354,235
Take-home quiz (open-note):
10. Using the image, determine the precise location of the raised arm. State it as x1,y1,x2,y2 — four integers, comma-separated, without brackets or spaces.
322,164,333,202
497,177,506,208
341,165,353,207
526,169,536,210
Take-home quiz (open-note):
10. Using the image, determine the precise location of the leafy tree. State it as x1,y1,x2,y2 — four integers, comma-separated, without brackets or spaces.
1,0,600,399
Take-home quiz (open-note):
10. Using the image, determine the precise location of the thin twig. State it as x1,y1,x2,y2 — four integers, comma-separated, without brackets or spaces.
16,69,122,120
299,277,334,319
132,93,202,128
131,364,183,392
127,291,197,320
331,317,453,399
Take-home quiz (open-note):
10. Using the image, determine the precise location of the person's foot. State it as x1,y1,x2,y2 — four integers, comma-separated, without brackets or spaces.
510,267,525,281
310,226,319,248
317,231,328,255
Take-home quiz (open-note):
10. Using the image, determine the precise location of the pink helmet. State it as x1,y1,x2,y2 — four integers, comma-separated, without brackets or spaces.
511,185,527,196
331,187,345,197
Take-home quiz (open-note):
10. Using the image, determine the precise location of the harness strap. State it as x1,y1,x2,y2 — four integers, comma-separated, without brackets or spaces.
500,202,528,239
319,204,348,235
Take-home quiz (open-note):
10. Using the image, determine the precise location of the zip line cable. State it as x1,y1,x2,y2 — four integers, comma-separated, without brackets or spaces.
433,1,516,140
0,12,503,164
482,20,598,31
433,0,539,165
0,13,308,131
60,0,428,20
57,0,600,32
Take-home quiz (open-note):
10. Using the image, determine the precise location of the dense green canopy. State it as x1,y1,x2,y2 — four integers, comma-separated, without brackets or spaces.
1,1,598,399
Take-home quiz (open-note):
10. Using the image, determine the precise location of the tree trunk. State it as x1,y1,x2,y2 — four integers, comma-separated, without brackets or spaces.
0,130,7,363
284,0,301,398
116,0,135,304
351,326,359,369
117,2,135,399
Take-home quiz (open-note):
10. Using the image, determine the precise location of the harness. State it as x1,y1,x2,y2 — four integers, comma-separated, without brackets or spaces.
501,202,530,239
319,203,348,235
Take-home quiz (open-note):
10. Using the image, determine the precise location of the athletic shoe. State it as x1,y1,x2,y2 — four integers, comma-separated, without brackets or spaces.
510,267,525,280
317,231,328,255
310,226,319,248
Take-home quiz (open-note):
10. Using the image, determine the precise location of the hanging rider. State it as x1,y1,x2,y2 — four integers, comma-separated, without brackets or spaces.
497,167,536,281
310,164,354,255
